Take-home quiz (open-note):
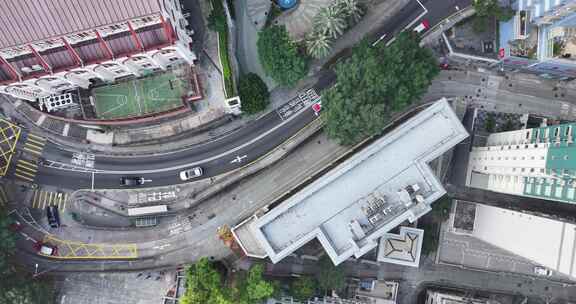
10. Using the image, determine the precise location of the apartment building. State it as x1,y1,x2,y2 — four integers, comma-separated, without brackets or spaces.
499,0,576,79
467,122,576,204
0,0,196,101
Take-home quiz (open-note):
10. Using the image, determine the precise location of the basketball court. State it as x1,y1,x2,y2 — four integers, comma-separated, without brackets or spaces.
92,72,186,120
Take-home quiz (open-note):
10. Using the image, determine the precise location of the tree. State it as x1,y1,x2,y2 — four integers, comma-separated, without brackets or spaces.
291,276,317,301
314,6,346,39
336,0,364,24
473,0,514,21
207,0,227,32
316,256,345,293
181,258,231,304
323,32,439,145
0,275,55,304
306,31,332,59
0,208,16,275
244,264,275,302
257,25,308,86
238,73,270,114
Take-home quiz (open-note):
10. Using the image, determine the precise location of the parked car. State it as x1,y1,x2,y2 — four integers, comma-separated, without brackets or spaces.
36,242,57,256
179,167,203,181
46,206,60,228
413,19,430,33
534,266,552,276
120,176,144,187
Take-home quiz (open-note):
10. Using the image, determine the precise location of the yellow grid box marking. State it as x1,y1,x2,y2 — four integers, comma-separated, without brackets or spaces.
43,235,138,259
0,119,21,176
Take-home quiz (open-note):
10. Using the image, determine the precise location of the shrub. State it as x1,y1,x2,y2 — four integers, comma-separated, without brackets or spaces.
238,73,269,114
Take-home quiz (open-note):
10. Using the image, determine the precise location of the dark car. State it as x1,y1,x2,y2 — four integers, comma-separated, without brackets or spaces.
46,206,60,228
120,176,144,187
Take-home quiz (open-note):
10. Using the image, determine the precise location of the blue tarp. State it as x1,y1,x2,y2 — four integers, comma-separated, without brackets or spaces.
278,0,297,9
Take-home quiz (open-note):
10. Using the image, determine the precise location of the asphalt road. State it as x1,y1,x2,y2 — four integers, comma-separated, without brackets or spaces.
35,109,316,189
26,0,475,191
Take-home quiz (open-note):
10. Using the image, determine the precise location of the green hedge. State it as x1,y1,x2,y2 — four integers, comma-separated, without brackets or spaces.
210,0,235,97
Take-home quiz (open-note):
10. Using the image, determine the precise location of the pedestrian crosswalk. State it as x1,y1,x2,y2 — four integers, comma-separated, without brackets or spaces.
31,190,68,211
14,159,39,182
22,133,46,156
13,133,45,182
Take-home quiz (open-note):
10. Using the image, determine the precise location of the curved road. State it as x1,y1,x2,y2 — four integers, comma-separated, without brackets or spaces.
28,0,471,190
13,0,480,272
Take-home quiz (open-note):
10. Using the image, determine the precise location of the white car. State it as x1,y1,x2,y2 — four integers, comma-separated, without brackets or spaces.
534,266,552,276
179,167,203,181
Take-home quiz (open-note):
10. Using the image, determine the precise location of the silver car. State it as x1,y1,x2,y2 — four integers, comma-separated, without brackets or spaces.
179,167,203,181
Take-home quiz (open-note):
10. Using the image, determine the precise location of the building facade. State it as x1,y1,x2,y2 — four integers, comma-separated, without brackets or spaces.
499,0,576,79
467,122,576,204
0,0,196,101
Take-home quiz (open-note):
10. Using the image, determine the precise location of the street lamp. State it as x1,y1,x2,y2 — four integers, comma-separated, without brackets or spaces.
34,263,38,276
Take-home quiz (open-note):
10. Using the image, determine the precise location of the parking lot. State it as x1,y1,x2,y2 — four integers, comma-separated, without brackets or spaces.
55,271,177,304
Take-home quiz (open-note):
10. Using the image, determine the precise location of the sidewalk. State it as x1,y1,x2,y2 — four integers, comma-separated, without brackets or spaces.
69,117,325,224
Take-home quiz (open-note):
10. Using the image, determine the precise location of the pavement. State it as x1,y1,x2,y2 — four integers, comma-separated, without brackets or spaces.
54,270,176,304
235,0,276,88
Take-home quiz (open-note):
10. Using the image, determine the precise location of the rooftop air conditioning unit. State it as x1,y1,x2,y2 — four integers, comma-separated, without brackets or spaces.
31,64,43,71
20,67,32,73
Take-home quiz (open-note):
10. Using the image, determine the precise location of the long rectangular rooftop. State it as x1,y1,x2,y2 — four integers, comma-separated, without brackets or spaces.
0,0,161,49
244,99,468,265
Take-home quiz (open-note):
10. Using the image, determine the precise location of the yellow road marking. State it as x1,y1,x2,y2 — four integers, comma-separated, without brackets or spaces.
43,235,138,259
26,137,45,145
16,168,35,177
61,193,68,211
15,173,34,182
32,190,39,208
24,143,44,151
0,186,7,206
27,133,44,141
27,144,45,151
23,147,42,155
40,191,47,209
16,162,37,172
18,159,38,167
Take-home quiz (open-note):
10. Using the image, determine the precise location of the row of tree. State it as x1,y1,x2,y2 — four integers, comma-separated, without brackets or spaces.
322,32,440,145
181,255,347,304
180,258,275,304
0,208,55,304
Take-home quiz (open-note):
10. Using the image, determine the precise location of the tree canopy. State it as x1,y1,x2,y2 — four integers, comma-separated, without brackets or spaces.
181,258,231,304
0,207,55,304
239,264,275,304
291,276,317,301
316,256,345,293
238,73,270,114
322,32,439,145
181,260,275,304
257,25,308,86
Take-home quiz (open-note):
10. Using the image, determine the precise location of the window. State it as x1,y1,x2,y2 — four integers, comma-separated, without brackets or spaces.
541,156,545,160
540,169,545,173
555,128,560,137
521,168,525,172
564,155,569,160
531,156,535,160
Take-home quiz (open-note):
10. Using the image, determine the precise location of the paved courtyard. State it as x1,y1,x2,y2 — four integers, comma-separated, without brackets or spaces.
55,271,176,304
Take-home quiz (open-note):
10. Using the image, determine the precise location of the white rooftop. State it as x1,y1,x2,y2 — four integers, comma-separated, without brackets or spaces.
470,203,576,279
234,99,468,265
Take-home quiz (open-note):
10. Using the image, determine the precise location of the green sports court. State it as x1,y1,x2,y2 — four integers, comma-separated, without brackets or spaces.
92,72,186,120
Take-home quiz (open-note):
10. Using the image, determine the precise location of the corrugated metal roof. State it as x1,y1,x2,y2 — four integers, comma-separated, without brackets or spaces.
0,0,161,49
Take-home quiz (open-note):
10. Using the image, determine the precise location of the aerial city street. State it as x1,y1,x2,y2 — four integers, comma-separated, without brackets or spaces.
2,0,576,303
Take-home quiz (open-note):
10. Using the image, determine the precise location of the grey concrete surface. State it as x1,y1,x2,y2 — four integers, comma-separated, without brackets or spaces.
55,271,175,304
